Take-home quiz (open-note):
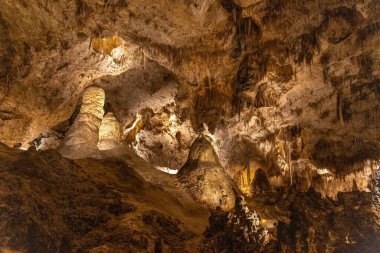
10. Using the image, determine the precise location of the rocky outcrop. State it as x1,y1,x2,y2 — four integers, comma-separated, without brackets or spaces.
0,143,207,253
286,159,378,198
0,0,379,174
202,196,270,253
59,86,105,159
178,135,235,211
276,188,380,253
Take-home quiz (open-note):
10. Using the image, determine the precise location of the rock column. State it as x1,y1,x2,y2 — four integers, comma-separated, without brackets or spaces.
59,86,105,159
97,112,122,150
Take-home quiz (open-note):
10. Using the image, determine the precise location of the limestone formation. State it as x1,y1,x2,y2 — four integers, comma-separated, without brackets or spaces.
0,0,379,252
202,196,269,253
276,188,380,253
178,135,235,211
97,112,122,150
59,86,105,159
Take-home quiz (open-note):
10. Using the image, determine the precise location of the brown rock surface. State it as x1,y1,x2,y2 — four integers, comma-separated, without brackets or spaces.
0,0,378,172
97,112,122,150
59,85,105,159
178,135,236,211
0,143,208,253
0,0,379,251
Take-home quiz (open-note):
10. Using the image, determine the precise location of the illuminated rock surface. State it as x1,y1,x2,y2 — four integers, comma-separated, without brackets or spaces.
202,196,269,252
0,0,380,252
59,86,105,159
178,135,236,211
98,112,122,150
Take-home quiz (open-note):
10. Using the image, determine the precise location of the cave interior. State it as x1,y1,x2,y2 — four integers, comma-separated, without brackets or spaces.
0,0,379,252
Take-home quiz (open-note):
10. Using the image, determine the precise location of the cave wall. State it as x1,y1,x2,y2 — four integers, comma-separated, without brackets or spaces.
0,0,379,190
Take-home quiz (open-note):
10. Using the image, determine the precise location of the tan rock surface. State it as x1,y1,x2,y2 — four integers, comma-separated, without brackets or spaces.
178,135,236,211
98,112,122,150
0,0,379,251
59,85,105,159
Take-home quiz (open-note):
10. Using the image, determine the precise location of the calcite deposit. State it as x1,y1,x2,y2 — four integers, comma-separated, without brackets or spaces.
98,112,123,150
59,85,105,159
0,0,379,252
178,135,236,210
202,196,270,252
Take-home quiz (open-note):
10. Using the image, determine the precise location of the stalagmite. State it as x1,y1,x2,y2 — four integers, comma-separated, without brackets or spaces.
97,112,123,150
0,0,379,252
59,86,105,159
178,135,236,211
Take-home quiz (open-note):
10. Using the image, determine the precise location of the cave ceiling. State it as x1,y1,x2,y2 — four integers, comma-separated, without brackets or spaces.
0,0,379,172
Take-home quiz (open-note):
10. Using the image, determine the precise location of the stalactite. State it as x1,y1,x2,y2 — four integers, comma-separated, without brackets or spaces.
240,171,245,188
337,93,344,126
247,162,251,187
287,141,293,186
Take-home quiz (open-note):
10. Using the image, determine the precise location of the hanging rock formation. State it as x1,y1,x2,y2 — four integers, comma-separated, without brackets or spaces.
276,187,380,253
178,135,236,211
0,0,379,252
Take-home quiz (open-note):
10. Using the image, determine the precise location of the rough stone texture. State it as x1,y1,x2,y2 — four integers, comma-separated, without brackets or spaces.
202,196,269,253
0,1,379,251
276,188,380,253
281,159,378,199
178,135,236,211
0,0,378,175
59,86,105,159
0,143,208,253
98,112,122,150
251,168,272,196
33,129,64,151
132,104,198,170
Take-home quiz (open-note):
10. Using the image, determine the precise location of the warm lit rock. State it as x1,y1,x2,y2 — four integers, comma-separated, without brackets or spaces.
178,135,236,211
34,130,63,151
59,86,105,159
98,112,122,150
0,0,380,251
202,196,270,252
